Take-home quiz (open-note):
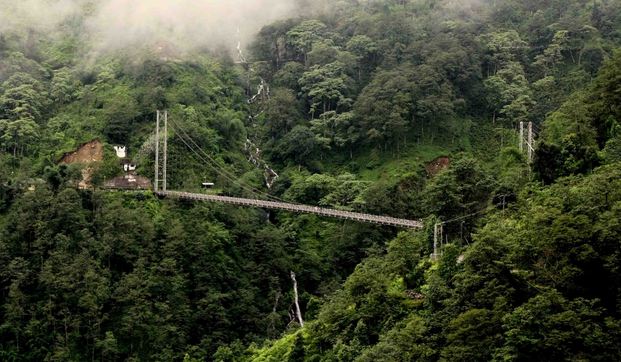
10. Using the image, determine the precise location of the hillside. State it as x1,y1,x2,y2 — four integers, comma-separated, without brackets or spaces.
1,0,621,361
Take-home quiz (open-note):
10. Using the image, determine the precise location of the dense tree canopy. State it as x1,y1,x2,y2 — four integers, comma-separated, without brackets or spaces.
0,0,620,361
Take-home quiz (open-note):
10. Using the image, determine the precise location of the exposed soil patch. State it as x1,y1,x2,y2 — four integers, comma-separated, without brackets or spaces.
59,139,104,189
60,139,103,164
426,156,450,177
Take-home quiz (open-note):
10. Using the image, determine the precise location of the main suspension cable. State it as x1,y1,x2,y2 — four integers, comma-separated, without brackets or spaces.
167,119,285,201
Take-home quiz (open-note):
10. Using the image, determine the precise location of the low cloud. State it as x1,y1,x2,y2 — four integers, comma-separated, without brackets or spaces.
0,0,83,33
0,0,302,57
85,0,297,55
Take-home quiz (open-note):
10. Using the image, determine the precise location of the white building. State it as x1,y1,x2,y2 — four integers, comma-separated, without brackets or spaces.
113,146,127,158
124,164,137,172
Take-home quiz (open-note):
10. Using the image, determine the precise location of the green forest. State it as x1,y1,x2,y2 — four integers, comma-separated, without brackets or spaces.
1,0,620,360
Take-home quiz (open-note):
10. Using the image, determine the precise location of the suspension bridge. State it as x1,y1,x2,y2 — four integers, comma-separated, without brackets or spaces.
152,110,424,229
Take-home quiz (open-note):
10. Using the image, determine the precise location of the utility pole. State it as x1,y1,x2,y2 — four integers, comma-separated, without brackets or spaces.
527,121,534,163
433,223,438,260
519,121,524,153
433,222,443,260
519,121,535,163
439,223,443,254
155,110,160,191
163,110,168,191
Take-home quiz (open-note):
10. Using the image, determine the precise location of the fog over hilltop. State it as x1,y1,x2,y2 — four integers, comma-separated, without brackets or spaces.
0,0,309,57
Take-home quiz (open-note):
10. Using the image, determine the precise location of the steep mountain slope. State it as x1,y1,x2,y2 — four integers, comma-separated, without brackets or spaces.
0,0,620,361
240,52,621,361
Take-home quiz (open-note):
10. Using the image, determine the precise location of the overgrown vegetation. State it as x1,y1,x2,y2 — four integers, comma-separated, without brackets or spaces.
1,0,620,361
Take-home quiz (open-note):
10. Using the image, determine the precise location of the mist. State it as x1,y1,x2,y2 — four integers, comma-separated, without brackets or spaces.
86,0,297,55
0,0,83,33
0,0,303,58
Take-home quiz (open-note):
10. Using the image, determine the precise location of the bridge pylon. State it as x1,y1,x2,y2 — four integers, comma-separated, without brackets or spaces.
154,110,168,191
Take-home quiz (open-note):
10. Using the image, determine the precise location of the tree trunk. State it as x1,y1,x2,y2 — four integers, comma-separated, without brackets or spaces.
290,271,304,327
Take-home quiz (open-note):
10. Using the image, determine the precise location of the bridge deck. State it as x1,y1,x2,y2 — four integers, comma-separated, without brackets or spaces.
156,190,423,229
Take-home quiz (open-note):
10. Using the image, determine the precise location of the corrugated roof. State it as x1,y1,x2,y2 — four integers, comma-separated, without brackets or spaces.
103,175,152,190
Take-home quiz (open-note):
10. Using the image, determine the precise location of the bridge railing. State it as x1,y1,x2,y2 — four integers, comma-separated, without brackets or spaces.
156,190,423,229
